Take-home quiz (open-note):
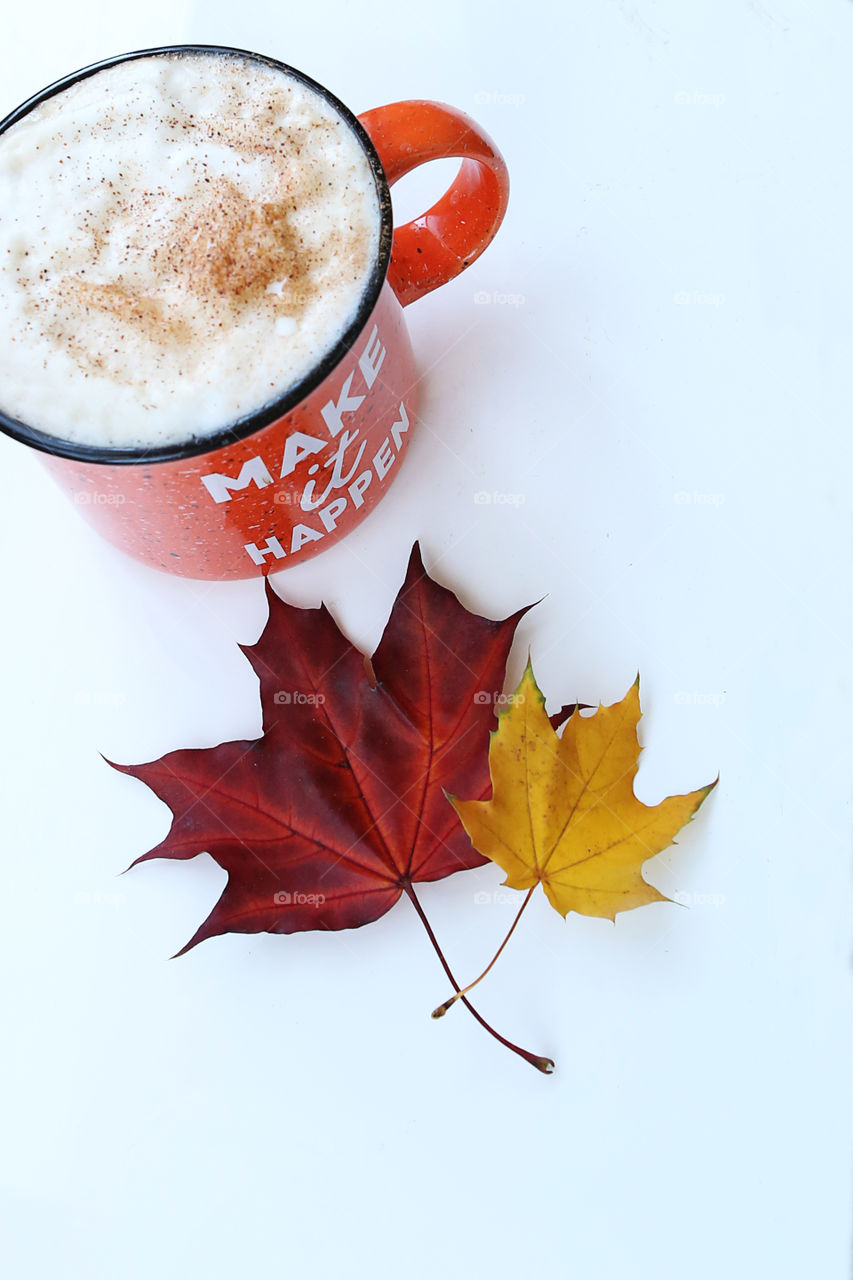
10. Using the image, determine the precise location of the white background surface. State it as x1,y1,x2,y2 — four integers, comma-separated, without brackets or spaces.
1,2,850,1277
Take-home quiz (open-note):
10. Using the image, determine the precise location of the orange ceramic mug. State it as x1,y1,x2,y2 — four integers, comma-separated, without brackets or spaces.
0,45,508,579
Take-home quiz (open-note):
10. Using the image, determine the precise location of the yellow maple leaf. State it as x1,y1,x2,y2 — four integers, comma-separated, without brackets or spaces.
450,662,717,921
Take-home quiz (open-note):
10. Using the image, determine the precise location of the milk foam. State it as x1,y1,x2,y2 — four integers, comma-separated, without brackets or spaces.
0,53,382,448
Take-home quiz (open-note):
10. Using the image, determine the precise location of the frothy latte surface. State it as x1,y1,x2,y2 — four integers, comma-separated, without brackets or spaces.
0,52,382,449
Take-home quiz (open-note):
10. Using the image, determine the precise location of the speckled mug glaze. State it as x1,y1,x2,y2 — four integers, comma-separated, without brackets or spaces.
0,45,509,579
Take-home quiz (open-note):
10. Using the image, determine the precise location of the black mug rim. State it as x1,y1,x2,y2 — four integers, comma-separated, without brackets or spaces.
0,44,394,466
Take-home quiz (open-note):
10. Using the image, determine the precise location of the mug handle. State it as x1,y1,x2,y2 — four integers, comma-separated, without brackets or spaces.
357,101,509,307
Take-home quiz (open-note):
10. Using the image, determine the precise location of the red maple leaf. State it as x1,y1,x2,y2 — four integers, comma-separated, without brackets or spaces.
113,545,553,1069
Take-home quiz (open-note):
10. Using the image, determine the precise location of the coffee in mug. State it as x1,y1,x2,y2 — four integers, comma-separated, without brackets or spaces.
0,46,509,579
